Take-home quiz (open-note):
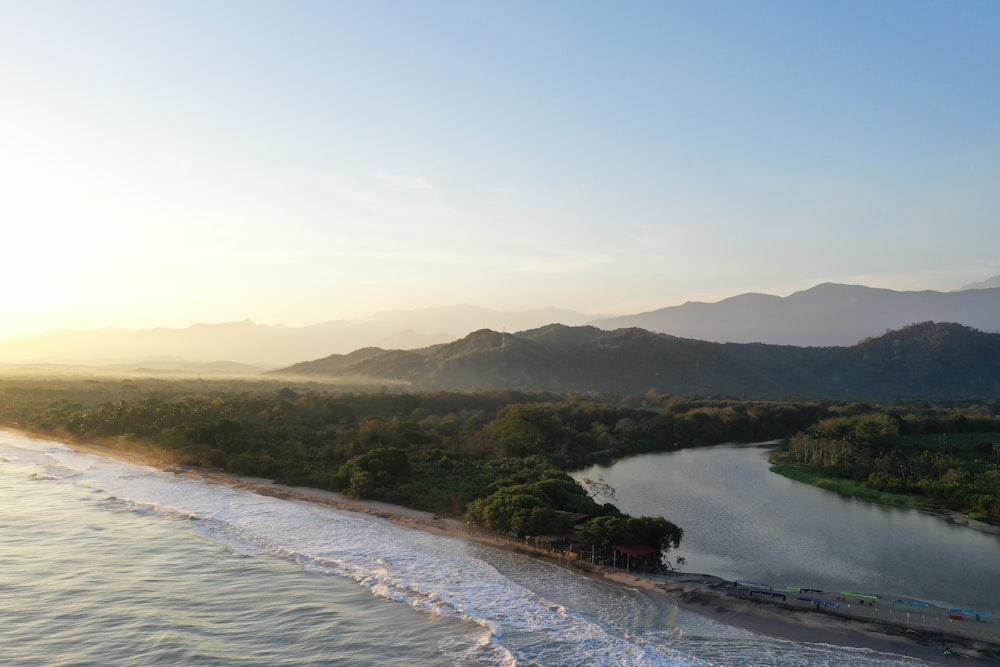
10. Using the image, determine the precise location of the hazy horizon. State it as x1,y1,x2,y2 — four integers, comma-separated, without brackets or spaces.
2,276,999,343
3,1,998,341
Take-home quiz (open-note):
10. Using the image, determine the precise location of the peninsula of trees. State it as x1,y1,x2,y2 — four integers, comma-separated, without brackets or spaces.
771,411,1000,519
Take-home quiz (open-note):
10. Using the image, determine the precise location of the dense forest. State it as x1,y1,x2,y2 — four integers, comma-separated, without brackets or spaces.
771,409,1000,520
2,376,997,567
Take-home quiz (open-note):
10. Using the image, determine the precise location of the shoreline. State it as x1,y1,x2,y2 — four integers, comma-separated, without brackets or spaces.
25,433,1000,665
652,575,998,665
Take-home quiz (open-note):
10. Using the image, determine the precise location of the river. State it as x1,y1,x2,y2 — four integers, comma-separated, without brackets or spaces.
572,442,1000,611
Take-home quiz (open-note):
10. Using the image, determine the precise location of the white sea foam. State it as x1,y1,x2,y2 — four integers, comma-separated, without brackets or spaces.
0,431,929,666
2,433,696,665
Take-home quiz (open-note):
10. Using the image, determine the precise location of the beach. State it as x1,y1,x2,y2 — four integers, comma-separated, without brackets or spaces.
44,435,1000,665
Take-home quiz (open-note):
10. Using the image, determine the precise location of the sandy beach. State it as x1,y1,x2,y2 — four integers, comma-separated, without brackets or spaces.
52,436,1000,666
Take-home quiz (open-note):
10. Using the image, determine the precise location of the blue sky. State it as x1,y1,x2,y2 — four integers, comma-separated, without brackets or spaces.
2,1,998,338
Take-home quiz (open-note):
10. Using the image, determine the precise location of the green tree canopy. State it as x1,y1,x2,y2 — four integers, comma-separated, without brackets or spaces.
335,447,411,499
582,515,682,554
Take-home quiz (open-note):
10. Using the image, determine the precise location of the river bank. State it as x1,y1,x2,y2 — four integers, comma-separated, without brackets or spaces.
769,464,1000,537
41,434,1000,665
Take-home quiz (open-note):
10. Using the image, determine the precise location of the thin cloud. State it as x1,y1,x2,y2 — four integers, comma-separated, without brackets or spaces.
372,170,435,193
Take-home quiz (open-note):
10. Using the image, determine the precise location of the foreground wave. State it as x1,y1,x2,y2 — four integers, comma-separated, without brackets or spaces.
0,431,927,666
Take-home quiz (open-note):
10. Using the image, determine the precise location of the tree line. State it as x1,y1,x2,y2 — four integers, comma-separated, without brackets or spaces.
771,406,1000,519
0,377,831,567
2,376,996,564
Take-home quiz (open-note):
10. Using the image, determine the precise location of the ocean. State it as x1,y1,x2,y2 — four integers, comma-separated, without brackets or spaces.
0,431,927,666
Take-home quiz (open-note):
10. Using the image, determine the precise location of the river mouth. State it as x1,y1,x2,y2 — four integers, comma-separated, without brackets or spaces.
572,442,1000,612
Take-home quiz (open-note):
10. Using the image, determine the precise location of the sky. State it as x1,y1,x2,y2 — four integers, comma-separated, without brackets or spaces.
2,0,999,340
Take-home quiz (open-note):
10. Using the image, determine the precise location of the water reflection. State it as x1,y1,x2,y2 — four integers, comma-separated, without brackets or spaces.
573,443,1000,611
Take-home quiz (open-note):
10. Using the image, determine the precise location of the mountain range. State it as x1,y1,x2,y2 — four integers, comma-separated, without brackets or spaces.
1,281,998,368
0,306,598,369
591,282,1000,347
274,322,1000,400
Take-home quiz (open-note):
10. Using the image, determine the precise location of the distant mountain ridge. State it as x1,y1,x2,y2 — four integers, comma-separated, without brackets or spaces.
275,322,1000,400
959,275,1000,290
3,281,1000,366
590,283,1000,346
0,306,601,367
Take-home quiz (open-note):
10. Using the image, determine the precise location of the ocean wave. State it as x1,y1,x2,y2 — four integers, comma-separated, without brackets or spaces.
2,431,929,667
17,437,701,665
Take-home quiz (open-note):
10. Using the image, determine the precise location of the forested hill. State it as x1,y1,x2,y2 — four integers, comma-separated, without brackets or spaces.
271,322,1000,400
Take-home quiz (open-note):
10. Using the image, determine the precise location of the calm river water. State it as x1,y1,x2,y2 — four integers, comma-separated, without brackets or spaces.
573,443,1000,612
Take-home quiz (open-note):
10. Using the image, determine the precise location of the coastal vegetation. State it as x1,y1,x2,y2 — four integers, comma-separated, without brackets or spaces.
0,376,824,564
1,375,997,566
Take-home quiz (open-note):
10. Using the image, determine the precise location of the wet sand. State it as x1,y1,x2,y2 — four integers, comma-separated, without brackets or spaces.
49,436,1000,666
647,574,998,666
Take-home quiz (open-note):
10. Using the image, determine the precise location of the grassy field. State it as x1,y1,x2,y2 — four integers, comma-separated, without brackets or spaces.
769,464,933,510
